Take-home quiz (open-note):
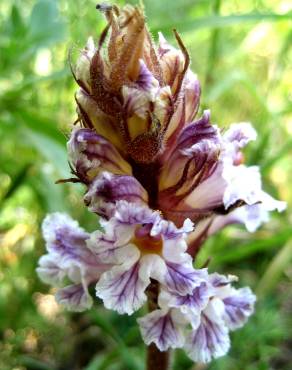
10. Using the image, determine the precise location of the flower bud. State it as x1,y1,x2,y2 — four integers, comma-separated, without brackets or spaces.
68,128,132,183
84,171,148,218
73,5,199,165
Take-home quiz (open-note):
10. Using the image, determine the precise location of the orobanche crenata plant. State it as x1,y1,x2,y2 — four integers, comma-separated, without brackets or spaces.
37,4,286,369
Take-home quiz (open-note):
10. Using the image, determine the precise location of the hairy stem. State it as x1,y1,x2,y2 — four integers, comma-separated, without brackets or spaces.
146,281,170,370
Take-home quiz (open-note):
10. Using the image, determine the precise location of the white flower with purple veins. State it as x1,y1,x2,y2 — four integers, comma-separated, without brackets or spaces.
186,122,286,253
139,272,256,363
88,201,206,315
184,274,256,363
37,213,109,312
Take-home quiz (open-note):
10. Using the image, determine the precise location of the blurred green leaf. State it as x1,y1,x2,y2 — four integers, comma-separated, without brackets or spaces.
29,0,67,46
14,109,67,146
21,127,68,177
10,4,27,37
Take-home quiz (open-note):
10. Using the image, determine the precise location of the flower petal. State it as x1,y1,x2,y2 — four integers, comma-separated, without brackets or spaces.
175,111,219,151
223,165,261,209
159,112,222,218
95,256,148,315
185,313,230,363
183,71,201,124
151,218,193,239
114,201,160,227
40,212,108,290
42,213,93,268
182,162,226,213
223,165,287,212
75,37,96,91
135,59,159,91
138,309,185,351
162,235,190,264
36,254,66,286
158,32,185,94
103,202,162,251
172,281,210,313
224,122,257,149
260,192,286,212
122,60,171,141
163,71,201,156
68,128,132,182
209,204,268,234
222,287,256,330
202,193,286,236
160,140,220,200
123,85,152,121
75,90,125,152
84,171,148,218
87,230,118,262
164,262,207,295
55,283,93,312
88,227,139,264
208,273,238,299
186,218,214,256
238,203,276,233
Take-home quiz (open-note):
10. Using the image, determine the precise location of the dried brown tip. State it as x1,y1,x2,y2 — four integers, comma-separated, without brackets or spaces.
55,178,81,184
173,29,190,74
98,22,111,50
201,257,212,268
172,29,190,102
68,47,90,94
96,3,112,12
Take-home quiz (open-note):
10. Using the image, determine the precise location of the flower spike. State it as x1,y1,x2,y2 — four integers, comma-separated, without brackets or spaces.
37,3,286,367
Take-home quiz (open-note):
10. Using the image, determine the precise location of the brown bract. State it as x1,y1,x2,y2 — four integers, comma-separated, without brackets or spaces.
73,4,192,166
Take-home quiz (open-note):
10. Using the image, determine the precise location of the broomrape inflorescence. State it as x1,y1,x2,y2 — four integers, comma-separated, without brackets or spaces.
37,3,286,366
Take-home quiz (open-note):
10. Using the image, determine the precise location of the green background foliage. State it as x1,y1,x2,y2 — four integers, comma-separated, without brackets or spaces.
0,0,291,369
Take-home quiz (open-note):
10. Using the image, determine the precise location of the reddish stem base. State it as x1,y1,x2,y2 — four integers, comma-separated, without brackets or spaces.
147,344,170,370
146,281,170,370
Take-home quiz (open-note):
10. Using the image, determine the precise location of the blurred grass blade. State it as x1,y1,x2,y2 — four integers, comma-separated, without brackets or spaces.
88,310,120,342
256,240,292,296
1,164,31,203
206,71,268,111
205,0,221,87
213,229,291,264
192,12,292,29
153,11,292,33
88,310,143,370
19,356,55,370
85,351,118,370
261,138,292,173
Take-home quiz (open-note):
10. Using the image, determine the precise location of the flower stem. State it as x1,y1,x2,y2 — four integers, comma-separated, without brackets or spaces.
146,281,170,370
147,343,170,370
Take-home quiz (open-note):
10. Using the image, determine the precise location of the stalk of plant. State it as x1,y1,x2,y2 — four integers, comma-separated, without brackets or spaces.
37,4,286,369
